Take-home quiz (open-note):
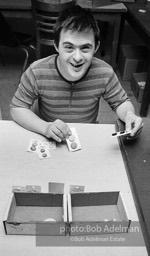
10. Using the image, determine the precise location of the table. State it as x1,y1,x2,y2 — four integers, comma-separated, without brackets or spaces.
0,0,127,69
121,0,150,117
0,120,148,255
118,118,150,254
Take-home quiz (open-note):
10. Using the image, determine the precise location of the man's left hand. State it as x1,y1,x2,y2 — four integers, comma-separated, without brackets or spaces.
125,111,143,138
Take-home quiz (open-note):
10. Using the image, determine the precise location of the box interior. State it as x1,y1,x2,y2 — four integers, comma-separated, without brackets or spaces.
7,193,64,223
71,192,128,222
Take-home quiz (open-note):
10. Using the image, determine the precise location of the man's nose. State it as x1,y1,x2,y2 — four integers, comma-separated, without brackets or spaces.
73,49,83,62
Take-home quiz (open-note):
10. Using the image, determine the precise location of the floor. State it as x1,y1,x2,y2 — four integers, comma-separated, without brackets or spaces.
0,23,150,123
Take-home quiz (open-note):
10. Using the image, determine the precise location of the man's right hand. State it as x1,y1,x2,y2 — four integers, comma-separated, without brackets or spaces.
44,119,72,142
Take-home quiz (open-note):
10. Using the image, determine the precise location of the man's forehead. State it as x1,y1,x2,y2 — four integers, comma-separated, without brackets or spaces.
60,28,94,38
60,29,95,43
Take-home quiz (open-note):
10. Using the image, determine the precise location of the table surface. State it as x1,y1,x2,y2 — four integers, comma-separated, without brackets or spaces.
0,0,127,12
0,120,148,255
118,118,150,254
125,0,150,40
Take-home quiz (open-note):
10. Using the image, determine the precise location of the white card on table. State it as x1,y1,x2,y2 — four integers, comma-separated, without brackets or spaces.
66,127,81,152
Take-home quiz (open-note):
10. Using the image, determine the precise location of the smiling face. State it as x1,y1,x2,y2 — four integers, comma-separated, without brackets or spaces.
55,29,99,81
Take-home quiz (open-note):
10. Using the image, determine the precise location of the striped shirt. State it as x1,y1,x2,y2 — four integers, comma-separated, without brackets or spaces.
11,54,129,123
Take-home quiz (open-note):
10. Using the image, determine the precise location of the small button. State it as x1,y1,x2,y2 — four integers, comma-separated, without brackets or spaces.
42,153,47,157
69,135,75,142
31,146,36,151
71,142,77,149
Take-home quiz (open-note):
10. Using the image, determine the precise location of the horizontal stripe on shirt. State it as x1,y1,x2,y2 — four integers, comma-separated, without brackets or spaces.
10,55,129,123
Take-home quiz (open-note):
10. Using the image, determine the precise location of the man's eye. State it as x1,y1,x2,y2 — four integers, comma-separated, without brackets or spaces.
65,46,73,51
81,47,91,52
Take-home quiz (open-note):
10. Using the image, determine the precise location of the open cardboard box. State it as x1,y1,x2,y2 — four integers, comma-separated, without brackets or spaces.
3,191,130,236
67,192,131,236
3,192,67,236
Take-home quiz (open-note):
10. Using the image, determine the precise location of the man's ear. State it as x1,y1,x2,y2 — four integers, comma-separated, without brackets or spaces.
95,41,100,54
54,41,59,52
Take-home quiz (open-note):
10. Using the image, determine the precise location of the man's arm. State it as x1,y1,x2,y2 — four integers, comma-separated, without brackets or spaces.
116,101,143,137
10,107,71,142
10,63,71,142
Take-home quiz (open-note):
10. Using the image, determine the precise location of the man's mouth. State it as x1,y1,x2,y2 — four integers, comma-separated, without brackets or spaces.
70,63,84,68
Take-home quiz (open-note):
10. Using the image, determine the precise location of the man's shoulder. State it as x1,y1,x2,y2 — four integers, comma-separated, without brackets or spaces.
30,54,57,70
91,57,113,72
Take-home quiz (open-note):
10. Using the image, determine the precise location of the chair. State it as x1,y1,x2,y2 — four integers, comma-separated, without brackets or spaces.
31,0,76,59
0,12,37,72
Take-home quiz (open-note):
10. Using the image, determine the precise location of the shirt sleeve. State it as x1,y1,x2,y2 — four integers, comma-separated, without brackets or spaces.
10,66,39,109
102,70,130,111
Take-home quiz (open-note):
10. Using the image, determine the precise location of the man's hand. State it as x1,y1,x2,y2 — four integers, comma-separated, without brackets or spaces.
125,111,143,137
44,119,72,142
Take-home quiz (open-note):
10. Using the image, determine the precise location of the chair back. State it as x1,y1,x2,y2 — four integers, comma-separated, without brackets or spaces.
31,0,76,58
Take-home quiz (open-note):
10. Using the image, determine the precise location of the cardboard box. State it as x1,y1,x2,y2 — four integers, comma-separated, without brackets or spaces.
118,45,147,80
131,72,147,103
68,192,130,236
3,192,67,236
3,191,131,236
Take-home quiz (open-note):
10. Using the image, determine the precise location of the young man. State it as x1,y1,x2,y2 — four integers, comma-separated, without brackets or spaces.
10,5,143,142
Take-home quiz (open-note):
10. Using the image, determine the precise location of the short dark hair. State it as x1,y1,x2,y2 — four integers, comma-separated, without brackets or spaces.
54,5,100,48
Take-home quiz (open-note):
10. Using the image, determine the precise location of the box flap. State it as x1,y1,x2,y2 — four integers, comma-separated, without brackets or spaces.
63,194,67,223
3,193,15,222
67,194,72,223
